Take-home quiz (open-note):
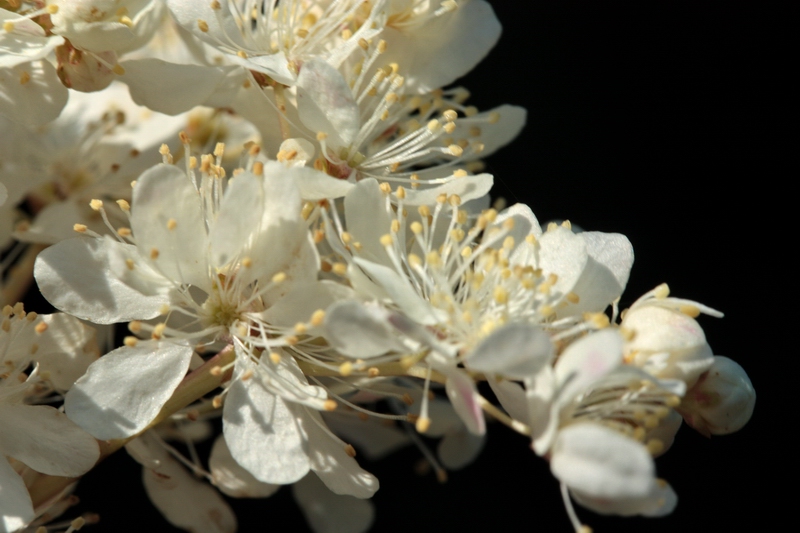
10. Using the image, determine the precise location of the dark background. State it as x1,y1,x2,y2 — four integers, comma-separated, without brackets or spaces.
68,1,788,531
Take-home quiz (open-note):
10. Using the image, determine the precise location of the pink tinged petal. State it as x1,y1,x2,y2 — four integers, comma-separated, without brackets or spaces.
292,473,375,533
34,237,170,324
555,329,624,404
571,479,677,517
551,423,655,500
680,356,755,436
437,427,485,470
323,300,405,358
0,61,68,127
120,60,243,114
131,164,210,290
64,342,194,440
296,58,360,147
444,368,486,436
209,436,280,499
0,405,99,477
466,323,554,379
303,408,379,499
561,232,634,315
401,173,494,206
142,448,237,533
222,375,310,485
0,457,34,533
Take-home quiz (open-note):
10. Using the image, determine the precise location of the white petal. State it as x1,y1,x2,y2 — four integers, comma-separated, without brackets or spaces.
323,300,405,358
401,173,494,206
65,342,193,440
536,226,588,301
166,0,246,50
131,164,210,290
143,446,237,533
380,0,500,93
555,329,623,404
562,232,634,315
0,17,63,67
34,237,170,324
296,58,360,147
551,423,655,500
209,171,264,269
444,368,485,436
31,313,99,391
322,413,410,461
344,179,393,268
304,408,379,499
452,105,527,160
222,371,310,484
572,479,678,517
487,378,529,423
209,436,280,499
466,323,554,379
260,280,353,330
0,404,99,477
0,61,68,126
120,60,243,114
437,427,485,470
292,473,375,533
293,166,355,200
0,457,33,533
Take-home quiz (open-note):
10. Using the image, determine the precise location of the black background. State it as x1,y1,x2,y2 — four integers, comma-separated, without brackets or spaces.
65,2,788,532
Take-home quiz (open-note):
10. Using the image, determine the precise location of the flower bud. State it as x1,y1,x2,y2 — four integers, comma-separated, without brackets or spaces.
622,304,713,387
55,43,116,92
679,356,755,436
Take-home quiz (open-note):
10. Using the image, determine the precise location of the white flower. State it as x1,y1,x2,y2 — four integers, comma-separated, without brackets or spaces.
0,304,100,533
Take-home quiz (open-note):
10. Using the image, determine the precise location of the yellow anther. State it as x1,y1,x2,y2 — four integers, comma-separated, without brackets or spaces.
345,444,357,457
310,309,326,327
293,322,307,335
128,321,142,333
323,399,338,411
339,361,354,376
443,122,456,134
124,336,138,347
241,257,252,268
461,246,472,258
209,365,223,377
503,236,515,250
70,517,86,531
358,38,369,50
418,205,431,218
679,304,701,318
379,182,392,195
112,64,125,75
211,0,221,9
119,15,133,27
493,286,509,304
166,218,177,230
427,119,441,132
377,39,387,53
3,21,14,32
408,253,422,268
116,199,130,212
151,323,166,340
566,292,580,304
117,227,132,238
197,19,209,32
34,322,48,334
395,185,406,199
415,417,431,434
367,367,380,377
448,144,463,157
341,28,352,40
89,199,103,211
391,219,401,233
212,395,224,408
272,272,287,284
561,219,572,230
409,221,423,235
488,111,501,124
332,262,347,276
450,228,465,242
240,369,254,381
73,224,88,233
150,248,159,260
654,283,670,299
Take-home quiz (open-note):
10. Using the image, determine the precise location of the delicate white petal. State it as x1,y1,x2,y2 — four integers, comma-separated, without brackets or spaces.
29,313,99,391
209,171,264,269
437,427,485,470
223,368,310,485
292,473,375,533
65,342,193,440
293,166,355,200
536,226,588,301
297,58,360,147
34,237,170,324
380,0,500,92
453,105,527,160
322,412,410,461
323,300,405,358
572,479,678,517
0,15,63,67
143,445,237,533
209,436,280,498
466,323,554,379
551,423,655,500
166,0,246,50
487,378,529,423
304,408,379,499
0,61,68,126
0,405,99,477
401,173,494,206
0,457,33,533
260,280,353,330
344,179,393,268
120,60,243,114
555,329,623,404
443,368,485,436
132,164,210,290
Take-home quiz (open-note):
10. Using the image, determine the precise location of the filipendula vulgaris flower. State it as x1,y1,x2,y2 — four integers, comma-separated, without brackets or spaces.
0,303,100,533
33,140,379,498
309,178,633,438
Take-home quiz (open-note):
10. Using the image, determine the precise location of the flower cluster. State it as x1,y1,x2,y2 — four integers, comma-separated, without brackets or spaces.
0,2,754,533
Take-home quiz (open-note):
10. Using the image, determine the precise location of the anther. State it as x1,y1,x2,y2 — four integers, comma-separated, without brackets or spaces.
73,224,88,233
150,248,159,259
166,219,177,230
89,199,103,211
197,19,209,32
272,272,287,284
129,321,142,333
345,444,357,457
212,395,224,408
339,362,354,376
209,365,223,377
151,323,166,340
323,399,338,411
35,322,48,334
310,309,326,327
124,336,138,347
116,199,130,212
415,416,431,433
